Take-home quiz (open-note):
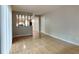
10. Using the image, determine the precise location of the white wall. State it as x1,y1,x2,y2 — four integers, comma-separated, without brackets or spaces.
1,5,12,54
33,17,39,32
41,16,45,33
42,6,79,45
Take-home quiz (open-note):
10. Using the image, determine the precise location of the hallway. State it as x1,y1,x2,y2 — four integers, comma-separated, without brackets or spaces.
11,5,79,54
10,33,79,54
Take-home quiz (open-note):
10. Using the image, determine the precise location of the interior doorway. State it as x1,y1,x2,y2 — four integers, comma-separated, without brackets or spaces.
12,11,41,43
10,11,42,53
32,16,40,38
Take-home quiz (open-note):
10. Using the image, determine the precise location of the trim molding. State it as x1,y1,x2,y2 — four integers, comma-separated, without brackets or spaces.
42,32,79,46
13,34,32,38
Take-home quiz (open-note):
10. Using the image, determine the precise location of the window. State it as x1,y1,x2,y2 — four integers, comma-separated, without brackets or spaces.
16,14,32,27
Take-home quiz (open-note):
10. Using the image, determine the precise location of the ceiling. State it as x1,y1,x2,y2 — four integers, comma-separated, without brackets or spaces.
12,5,63,15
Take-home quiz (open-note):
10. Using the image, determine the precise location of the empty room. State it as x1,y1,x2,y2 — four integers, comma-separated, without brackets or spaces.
0,5,79,54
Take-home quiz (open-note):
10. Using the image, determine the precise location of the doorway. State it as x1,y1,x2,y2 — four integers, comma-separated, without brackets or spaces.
12,11,41,43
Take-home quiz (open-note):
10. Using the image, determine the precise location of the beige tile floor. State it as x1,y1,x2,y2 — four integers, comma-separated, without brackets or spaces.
10,33,79,54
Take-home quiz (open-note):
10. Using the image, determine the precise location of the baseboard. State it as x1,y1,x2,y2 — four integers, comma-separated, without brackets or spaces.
13,34,32,38
42,32,79,46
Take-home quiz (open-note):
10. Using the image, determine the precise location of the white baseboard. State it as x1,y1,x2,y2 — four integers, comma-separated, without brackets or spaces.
42,32,79,46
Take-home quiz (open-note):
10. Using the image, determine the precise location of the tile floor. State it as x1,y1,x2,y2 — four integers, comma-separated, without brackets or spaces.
10,33,79,54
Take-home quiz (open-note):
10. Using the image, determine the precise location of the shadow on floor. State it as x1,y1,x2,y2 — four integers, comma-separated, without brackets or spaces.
12,35,32,43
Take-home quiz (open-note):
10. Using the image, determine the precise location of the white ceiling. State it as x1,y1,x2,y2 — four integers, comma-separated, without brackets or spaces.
12,5,63,15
